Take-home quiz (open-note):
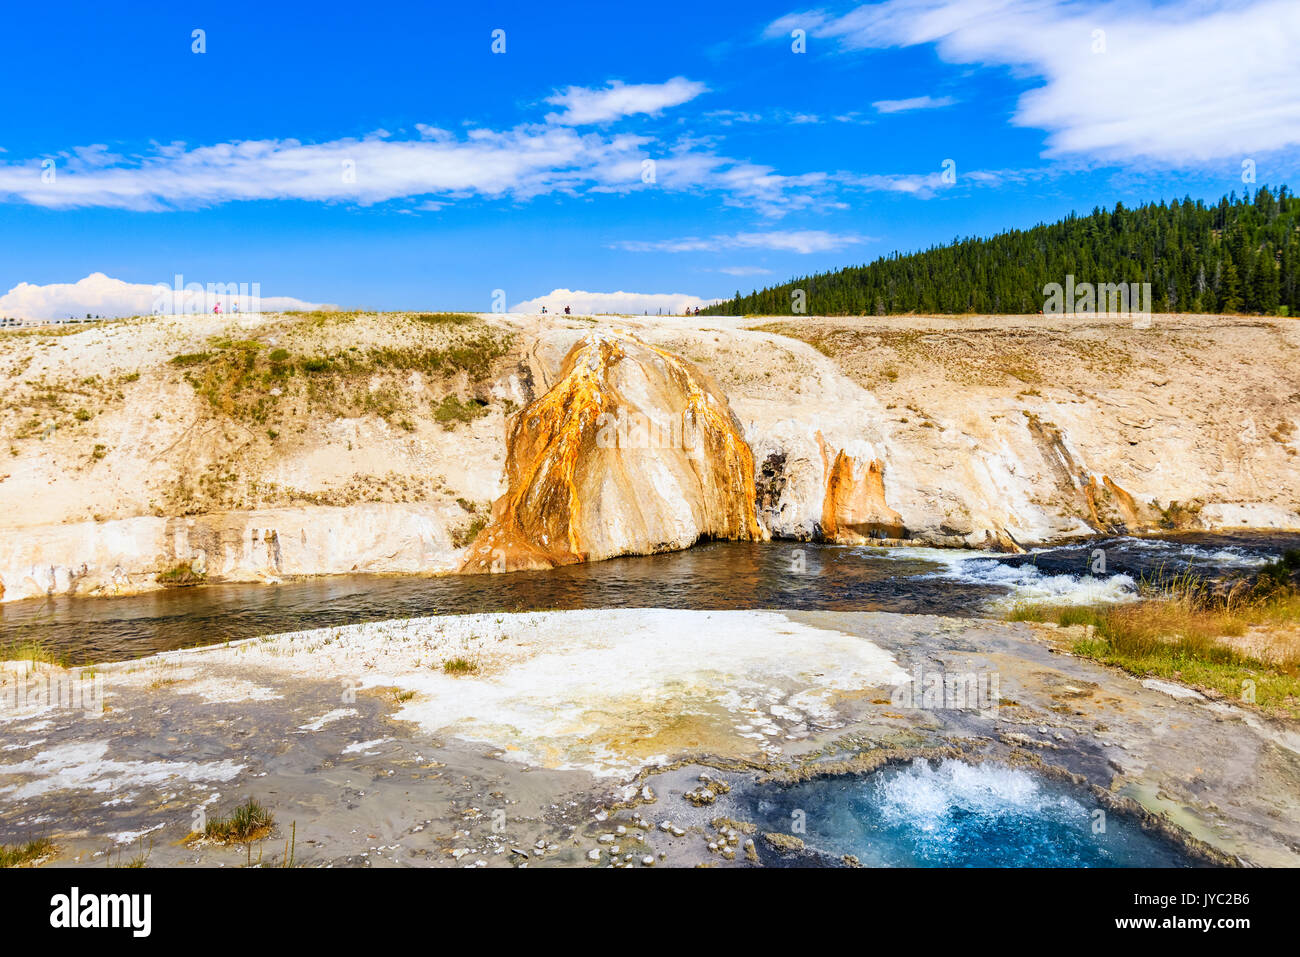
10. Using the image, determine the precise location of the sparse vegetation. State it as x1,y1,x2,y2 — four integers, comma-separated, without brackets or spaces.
202,797,275,845
433,394,490,429
1153,499,1203,530
107,836,153,868
170,317,511,432
410,312,477,326
443,657,479,675
0,638,67,667
156,561,206,586
169,351,211,367
1008,563,1300,715
451,515,487,548
0,837,55,868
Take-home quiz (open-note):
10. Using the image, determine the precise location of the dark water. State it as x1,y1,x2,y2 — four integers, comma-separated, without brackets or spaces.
2,533,1295,665
735,759,1203,867
992,531,1300,582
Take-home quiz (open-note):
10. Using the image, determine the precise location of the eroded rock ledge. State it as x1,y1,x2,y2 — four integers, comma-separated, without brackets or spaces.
2,311,1297,598
460,332,764,573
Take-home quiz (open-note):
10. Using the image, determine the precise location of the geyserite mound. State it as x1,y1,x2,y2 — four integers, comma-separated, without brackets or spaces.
460,332,764,572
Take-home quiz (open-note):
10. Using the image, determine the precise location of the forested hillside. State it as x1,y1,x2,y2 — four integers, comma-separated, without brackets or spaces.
703,187,1300,316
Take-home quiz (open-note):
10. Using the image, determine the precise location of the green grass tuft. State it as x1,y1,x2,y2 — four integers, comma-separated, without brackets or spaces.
0,838,54,868
203,797,274,844
442,657,479,676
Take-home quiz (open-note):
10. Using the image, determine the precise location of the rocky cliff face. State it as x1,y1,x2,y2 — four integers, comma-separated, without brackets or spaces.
658,314,1300,551
2,310,1297,600
817,434,906,543
459,331,764,573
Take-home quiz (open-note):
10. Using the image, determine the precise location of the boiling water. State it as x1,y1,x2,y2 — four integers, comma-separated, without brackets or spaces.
736,759,1203,867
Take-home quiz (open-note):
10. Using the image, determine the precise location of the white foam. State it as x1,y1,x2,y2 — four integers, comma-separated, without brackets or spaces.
875,758,1081,827
864,546,1137,609
954,560,1137,609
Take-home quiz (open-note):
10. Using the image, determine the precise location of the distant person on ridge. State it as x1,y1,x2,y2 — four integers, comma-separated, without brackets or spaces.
564,305,571,315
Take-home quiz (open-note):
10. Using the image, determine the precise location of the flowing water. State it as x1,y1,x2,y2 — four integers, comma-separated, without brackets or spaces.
730,759,1204,867
2,532,1294,665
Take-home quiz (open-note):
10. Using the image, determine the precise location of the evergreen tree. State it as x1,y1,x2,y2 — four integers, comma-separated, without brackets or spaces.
1221,260,1243,313
702,186,1300,317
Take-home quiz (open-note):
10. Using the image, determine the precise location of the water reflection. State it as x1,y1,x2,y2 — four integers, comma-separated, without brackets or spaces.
2,542,991,663
2,532,1295,665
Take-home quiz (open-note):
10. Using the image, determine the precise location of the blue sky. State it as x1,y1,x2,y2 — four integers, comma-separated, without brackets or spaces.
2,0,1298,317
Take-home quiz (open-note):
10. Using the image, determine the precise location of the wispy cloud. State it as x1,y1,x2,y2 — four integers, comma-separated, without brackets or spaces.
544,77,708,125
511,288,716,315
872,95,957,114
0,273,333,321
0,80,835,217
704,109,868,126
718,266,774,276
767,0,1300,164
613,230,870,254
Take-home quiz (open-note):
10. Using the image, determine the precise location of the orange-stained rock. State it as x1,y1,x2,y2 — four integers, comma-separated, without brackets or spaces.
460,331,765,573
816,433,905,542
1083,472,1150,531
1102,475,1142,528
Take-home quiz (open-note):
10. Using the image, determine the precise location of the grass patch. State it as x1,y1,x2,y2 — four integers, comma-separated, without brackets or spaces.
410,312,477,326
0,837,54,868
203,797,274,845
443,657,479,676
1153,499,1203,530
169,351,211,367
0,638,67,667
172,321,512,428
1008,564,1300,715
451,514,487,548
1255,548,1300,592
156,561,206,587
433,394,490,429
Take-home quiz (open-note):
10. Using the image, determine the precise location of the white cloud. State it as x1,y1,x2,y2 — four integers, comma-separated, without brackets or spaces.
704,109,871,127
704,110,766,125
0,71,1003,219
545,77,708,125
614,230,870,254
0,127,636,211
719,266,774,276
769,0,1300,164
872,95,957,113
511,288,717,316
0,118,826,218
0,273,335,321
